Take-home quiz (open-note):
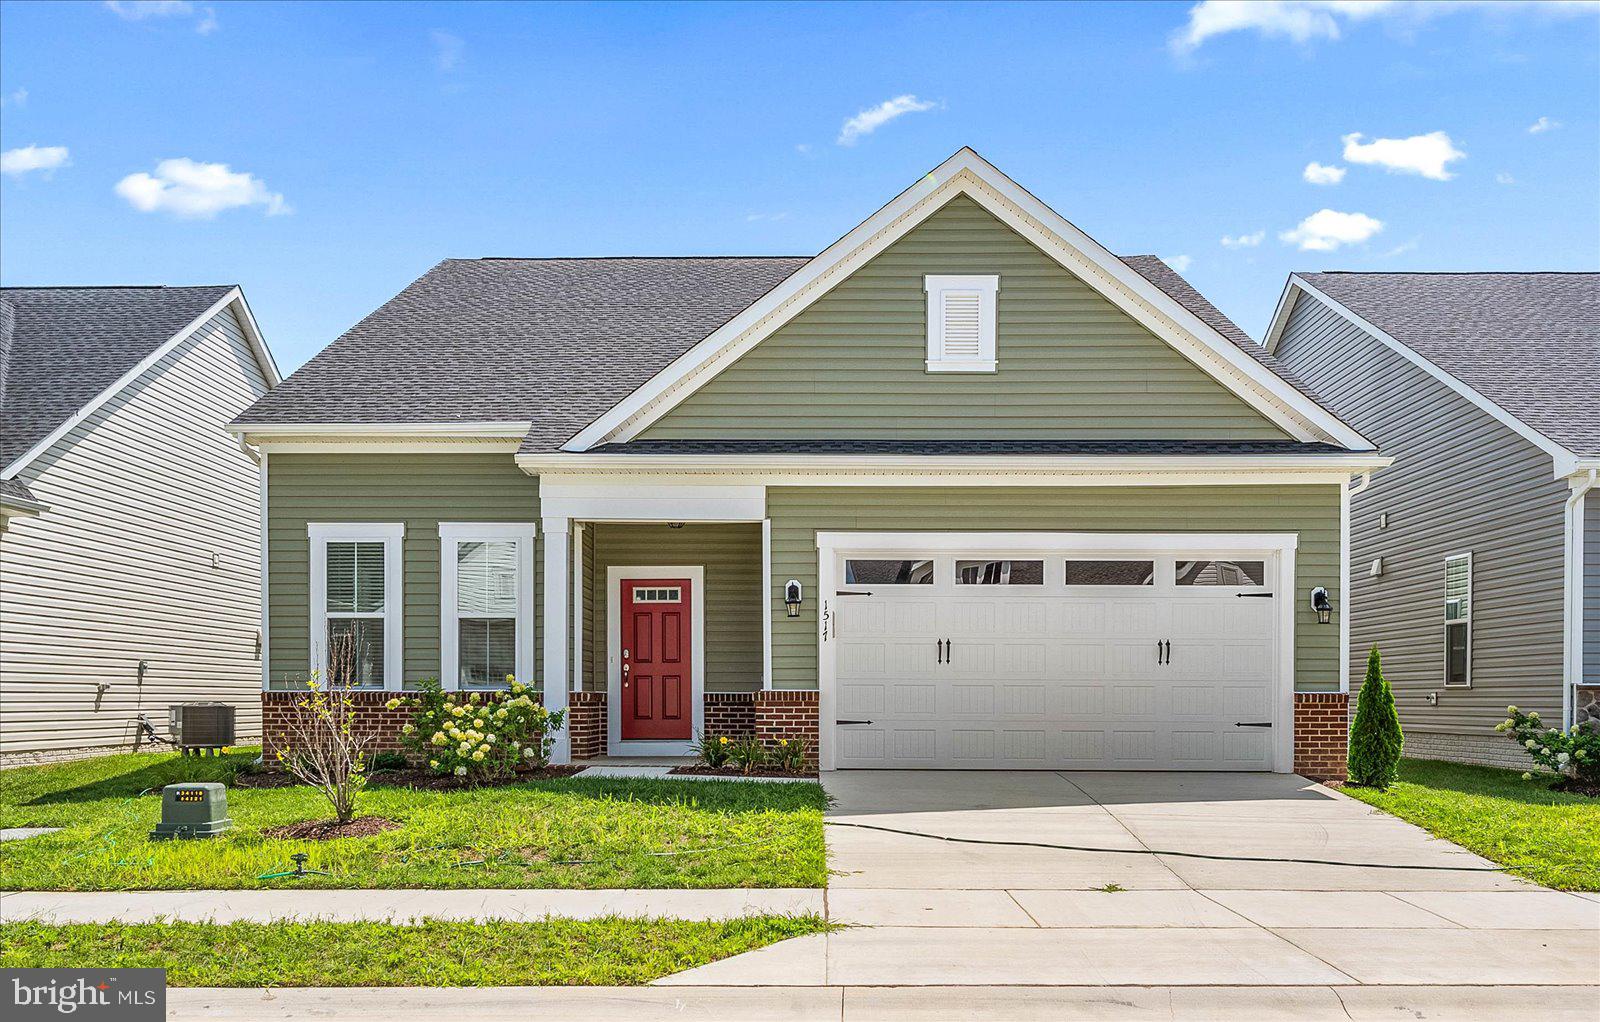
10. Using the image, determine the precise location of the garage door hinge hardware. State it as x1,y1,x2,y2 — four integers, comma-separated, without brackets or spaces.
836,590,873,597
835,719,874,726
1236,592,1274,598
1234,721,1273,728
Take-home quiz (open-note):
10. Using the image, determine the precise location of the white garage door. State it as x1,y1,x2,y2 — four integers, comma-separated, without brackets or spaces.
830,548,1283,770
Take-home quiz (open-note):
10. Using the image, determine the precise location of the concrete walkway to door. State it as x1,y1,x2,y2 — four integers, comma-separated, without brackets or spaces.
662,770,1599,991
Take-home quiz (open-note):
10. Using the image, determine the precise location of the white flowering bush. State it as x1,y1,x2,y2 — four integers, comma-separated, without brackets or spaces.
392,676,566,781
1495,706,1599,785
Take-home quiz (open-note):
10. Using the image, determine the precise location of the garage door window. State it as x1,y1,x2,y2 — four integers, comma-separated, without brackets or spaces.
956,559,1044,585
1064,560,1155,586
1176,559,1265,586
846,558,935,585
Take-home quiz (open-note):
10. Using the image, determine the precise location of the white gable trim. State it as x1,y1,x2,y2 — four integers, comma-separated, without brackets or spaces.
565,148,1372,453
2,288,282,480
1264,275,1579,477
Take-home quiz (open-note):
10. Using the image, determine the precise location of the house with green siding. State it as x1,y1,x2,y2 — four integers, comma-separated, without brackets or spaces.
231,149,1387,778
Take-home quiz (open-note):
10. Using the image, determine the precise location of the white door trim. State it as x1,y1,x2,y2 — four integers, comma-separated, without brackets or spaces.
815,531,1301,773
606,565,706,756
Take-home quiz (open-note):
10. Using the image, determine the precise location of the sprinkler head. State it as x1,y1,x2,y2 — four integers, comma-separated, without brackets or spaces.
290,852,310,875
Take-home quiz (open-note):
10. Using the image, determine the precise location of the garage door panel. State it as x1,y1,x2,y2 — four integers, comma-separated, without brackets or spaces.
831,548,1279,772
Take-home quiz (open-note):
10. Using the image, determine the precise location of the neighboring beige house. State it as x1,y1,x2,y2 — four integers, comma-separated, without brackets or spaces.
236,149,1389,781
0,286,279,763
1265,272,1600,768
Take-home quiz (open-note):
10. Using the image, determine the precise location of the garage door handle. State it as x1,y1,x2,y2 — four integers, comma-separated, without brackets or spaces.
1234,721,1273,728
1156,641,1164,665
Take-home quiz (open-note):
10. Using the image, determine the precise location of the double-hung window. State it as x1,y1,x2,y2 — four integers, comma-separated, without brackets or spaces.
1444,552,1472,687
440,523,536,690
309,524,404,689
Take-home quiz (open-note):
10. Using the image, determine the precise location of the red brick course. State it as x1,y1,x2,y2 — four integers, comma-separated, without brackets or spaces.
704,693,758,739
568,691,607,760
262,691,416,763
1293,692,1350,782
755,690,820,769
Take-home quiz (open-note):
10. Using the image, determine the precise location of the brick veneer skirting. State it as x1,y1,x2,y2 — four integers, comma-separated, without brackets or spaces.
262,691,416,762
756,690,820,768
1293,692,1350,782
568,691,607,760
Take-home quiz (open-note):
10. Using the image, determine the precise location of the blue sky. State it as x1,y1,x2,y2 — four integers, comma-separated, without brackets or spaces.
3,1,1596,372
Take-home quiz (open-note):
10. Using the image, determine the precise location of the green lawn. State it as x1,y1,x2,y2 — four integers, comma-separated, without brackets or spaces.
1342,758,1600,891
0,749,827,891
0,916,831,986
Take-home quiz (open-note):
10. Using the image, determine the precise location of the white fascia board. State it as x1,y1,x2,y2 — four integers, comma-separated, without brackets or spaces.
229,420,531,437
564,147,1371,452
1268,276,1579,477
518,452,1391,476
0,493,48,516
230,289,283,387
2,287,250,480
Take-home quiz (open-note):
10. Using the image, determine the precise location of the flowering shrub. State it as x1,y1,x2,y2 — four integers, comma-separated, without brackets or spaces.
770,737,809,773
692,730,732,768
1496,706,1599,785
392,676,566,781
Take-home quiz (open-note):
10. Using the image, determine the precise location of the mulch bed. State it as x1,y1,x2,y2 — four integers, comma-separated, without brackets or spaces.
1551,778,1600,798
262,816,400,840
670,766,819,780
233,764,585,791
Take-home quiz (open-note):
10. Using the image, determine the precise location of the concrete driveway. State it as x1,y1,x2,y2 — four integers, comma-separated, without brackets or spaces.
663,770,1599,1000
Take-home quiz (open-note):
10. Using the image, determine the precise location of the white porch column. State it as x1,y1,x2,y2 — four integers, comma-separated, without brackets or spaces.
542,515,572,764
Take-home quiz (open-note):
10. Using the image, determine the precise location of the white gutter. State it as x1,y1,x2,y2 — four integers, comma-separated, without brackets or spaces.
1564,468,1598,729
517,452,1394,475
227,421,532,437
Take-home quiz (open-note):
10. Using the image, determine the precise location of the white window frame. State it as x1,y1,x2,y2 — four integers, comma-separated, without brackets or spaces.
439,522,537,691
308,523,405,691
924,274,999,373
1444,551,1472,688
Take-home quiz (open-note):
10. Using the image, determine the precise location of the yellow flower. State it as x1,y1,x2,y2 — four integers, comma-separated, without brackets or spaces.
719,736,728,745
471,750,485,762
385,698,400,710
429,759,439,770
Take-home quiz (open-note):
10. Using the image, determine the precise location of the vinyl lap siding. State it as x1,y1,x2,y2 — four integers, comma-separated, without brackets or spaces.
1272,296,1567,736
1586,497,1599,684
766,484,1340,691
583,523,762,693
265,453,539,690
0,307,269,755
643,195,1288,441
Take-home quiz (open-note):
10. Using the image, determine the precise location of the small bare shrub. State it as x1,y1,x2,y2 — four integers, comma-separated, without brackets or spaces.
274,634,373,824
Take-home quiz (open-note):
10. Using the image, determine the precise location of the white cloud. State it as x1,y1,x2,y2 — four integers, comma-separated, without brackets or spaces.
1496,171,1516,185
1302,161,1346,185
744,211,792,223
1,86,27,108
1163,255,1194,273
1220,230,1266,248
1528,116,1562,134
837,94,938,146
1,144,70,177
1280,209,1384,251
431,30,464,71
1172,1,1600,54
114,158,289,219
794,143,813,156
1341,131,1464,180
104,2,218,34
1380,238,1419,257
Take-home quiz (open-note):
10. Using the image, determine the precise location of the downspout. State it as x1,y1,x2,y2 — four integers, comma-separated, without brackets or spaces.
1341,471,1371,693
1564,468,1597,729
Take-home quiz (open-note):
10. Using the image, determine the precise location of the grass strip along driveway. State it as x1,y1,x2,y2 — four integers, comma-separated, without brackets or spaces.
1343,758,1599,891
0,750,827,891
0,917,831,986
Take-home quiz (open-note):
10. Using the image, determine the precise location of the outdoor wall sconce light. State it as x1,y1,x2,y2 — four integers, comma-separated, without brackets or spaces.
1310,586,1332,625
784,579,804,618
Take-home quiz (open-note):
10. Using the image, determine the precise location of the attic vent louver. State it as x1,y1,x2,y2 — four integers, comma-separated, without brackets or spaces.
925,275,998,373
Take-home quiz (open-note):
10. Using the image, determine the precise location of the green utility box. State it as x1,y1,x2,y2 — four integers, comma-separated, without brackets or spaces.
149,781,233,840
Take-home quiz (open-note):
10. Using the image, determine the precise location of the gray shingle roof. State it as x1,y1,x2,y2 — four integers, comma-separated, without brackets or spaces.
0,286,234,468
241,253,1353,452
235,257,809,450
586,439,1354,457
1300,272,1600,457
0,475,41,510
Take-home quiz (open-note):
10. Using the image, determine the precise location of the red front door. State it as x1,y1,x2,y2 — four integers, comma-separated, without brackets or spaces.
620,578,693,741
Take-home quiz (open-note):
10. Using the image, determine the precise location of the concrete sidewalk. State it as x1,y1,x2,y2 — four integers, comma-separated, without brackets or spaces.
0,887,824,924
168,984,1600,1021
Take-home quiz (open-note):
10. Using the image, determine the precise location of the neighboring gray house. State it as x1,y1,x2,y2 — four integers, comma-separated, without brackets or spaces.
1266,272,1600,768
0,286,280,763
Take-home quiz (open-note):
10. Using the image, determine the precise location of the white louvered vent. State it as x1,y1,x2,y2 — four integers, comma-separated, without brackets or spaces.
924,274,998,372
940,292,983,358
